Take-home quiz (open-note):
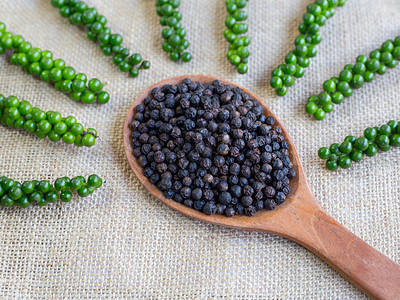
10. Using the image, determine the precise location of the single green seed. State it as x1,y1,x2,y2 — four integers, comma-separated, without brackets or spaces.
276,87,287,97
313,109,325,120
364,144,378,157
364,127,377,140
339,141,352,154
350,150,364,162
318,147,330,159
236,63,248,74
355,137,369,151
379,124,392,136
338,155,352,169
326,160,339,171
270,77,282,89
323,79,336,93
390,134,400,147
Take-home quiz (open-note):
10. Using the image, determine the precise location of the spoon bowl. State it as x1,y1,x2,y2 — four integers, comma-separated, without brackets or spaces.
124,75,400,300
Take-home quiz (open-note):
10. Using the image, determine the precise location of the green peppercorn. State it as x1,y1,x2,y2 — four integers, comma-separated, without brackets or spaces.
313,109,325,120
338,155,352,169
326,160,339,171
376,135,390,150
350,150,363,162
318,147,330,159
331,92,344,104
323,79,336,92
355,137,369,151
390,134,400,147
88,78,102,93
339,141,352,154
379,124,392,136
276,87,287,97
329,143,341,155
181,52,192,62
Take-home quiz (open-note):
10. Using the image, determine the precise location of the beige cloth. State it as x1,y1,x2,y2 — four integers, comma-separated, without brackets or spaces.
1,0,399,298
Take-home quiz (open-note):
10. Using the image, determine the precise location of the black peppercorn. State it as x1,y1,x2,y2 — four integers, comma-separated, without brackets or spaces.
203,202,217,215
180,186,192,198
149,173,160,184
235,203,245,215
219,165,229,175
230,185,242,198
203,174,213,184
133,147,142,158
191,188,203,201
241,165,251,178
183,199,193,207
239,177,248,187
241,196,253,207
254,200,264,211
193,200,206,211
266,116,275,125
217,144,229,156
263,198,276,210
137,155,148,167
252,181,264,191
281,176,290,186
156,163,168,174
274,192,285,204
187,162,198,173
243,185,254,196
218,123,230,133
173,181,183,192
161,171,172,181
263,186,276,198
203,189,214,201
288,168,296,179
154,151,165,163
217,181,229,192
228,163,240,175
193,178,204,188
225,206,235,217
218,192,232,205
158,179,172,191
182,177,192,186
216,204,226,215
273,170,285,181
143,167,154,177
228,175,239,185
245,206,256,217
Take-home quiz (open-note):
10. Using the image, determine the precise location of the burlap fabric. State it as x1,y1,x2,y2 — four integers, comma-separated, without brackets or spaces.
0,0,399,298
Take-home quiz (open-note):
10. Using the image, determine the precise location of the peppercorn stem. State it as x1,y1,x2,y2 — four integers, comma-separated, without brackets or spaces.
0,94,98,147
318,121,400,170
270,0,347,96
305,36,400,120
0,175,103,208
50,0,150,76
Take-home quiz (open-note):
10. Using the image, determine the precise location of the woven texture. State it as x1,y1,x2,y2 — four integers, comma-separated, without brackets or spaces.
1,0,399,298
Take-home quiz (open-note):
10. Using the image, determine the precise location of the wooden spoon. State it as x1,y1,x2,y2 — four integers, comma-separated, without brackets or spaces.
123,75,400,299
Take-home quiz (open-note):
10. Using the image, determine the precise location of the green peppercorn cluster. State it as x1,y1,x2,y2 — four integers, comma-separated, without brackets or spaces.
270,0,346,96
318,121,400,170
0,94,97,147
50,0,150,76
0,174,102,208
305,37,400,120
0,24,109,104
156,0,192,62
224,0,250,74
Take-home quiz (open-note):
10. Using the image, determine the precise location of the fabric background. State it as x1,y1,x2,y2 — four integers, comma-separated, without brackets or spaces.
0,0,399,298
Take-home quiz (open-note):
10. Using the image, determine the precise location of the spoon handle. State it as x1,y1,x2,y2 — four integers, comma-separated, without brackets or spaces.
279,195,400,300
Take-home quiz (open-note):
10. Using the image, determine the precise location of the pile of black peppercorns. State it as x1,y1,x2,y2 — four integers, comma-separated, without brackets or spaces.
130,78,296,217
